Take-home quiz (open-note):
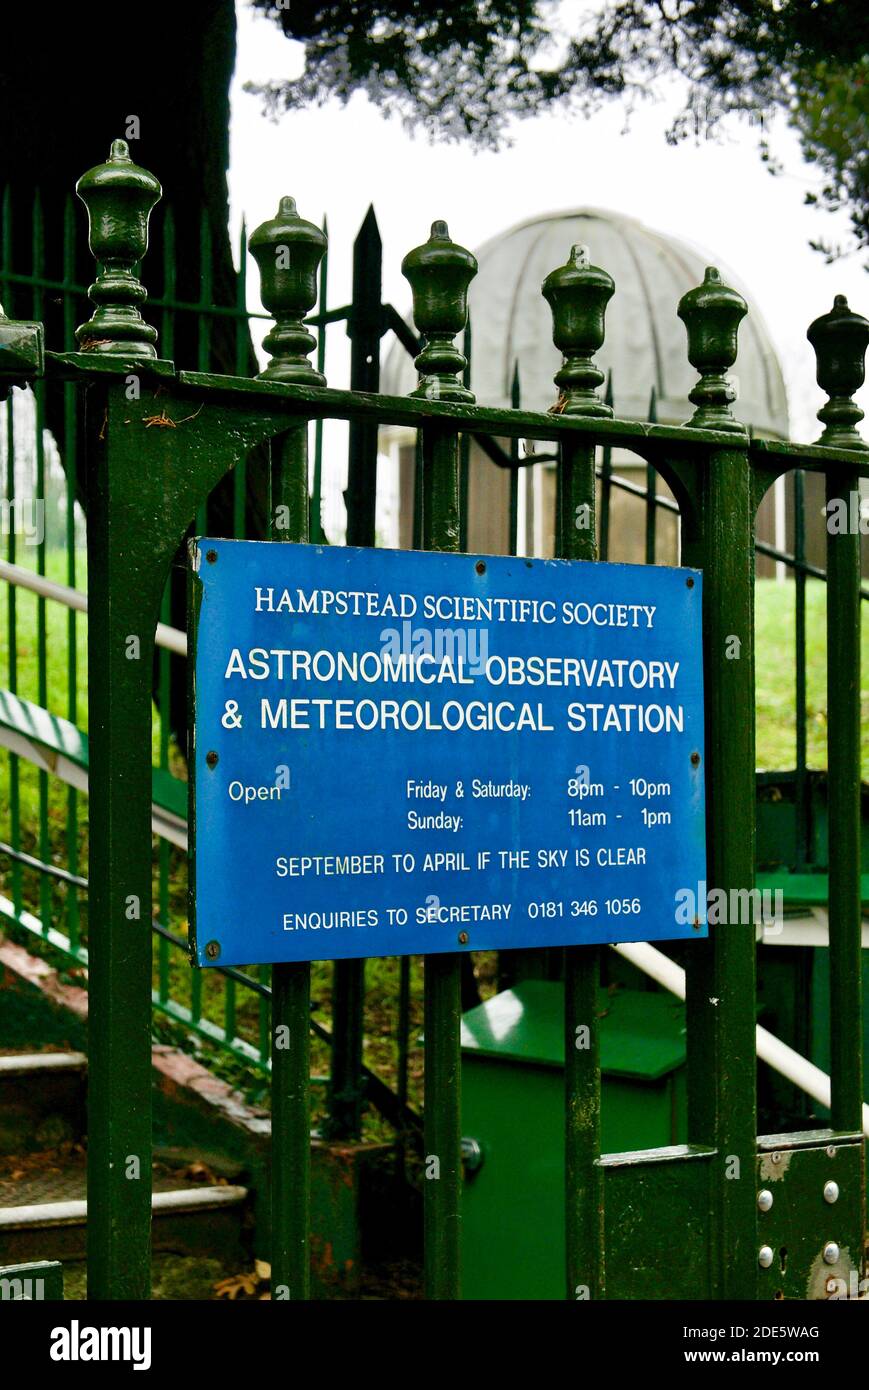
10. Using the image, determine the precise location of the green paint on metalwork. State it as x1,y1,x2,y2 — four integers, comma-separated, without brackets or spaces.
0,137,864,1305
542,243,614,418
677,267,747,435
755,1136,864,1300
248,197,327,385
402,221,476,403
807,295,869,450
74,140,161,358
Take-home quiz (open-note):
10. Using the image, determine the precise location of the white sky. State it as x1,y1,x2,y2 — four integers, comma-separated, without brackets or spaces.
228,1,869,445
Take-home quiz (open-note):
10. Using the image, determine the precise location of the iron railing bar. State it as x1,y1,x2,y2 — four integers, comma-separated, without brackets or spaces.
793,470,809,870
305,304,350,327
558,434,605,1301
824,467,864,1131
0,559,189,650
0,839,88,888
0,267,271,323
269,424,313,1302
383,303,421,359
420,422,463,1302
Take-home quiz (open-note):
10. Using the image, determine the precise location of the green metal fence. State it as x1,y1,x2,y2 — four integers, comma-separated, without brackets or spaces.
0,138,866,1299
0,182,430,1139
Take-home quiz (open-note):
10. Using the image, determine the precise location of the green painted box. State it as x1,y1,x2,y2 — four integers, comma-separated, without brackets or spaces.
460,979,687,1300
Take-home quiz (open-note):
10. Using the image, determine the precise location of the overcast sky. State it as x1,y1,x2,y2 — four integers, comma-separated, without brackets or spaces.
228,2,869,446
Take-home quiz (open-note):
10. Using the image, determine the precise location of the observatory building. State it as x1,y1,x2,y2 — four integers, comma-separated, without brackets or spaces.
379,208,790,566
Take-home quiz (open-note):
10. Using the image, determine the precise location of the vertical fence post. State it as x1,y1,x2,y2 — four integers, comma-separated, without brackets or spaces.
807,296,868,1131
310,216,328,544
402,219,476,1299
645,386,657,565
2,186,22,916
509,361,520,556
75,139,162,1299
598,371,613,561
793,469,809,869
678,267,757,1298
542,243,614,1301
327,206,384,1140
459,319,472,552
249,195,328,1299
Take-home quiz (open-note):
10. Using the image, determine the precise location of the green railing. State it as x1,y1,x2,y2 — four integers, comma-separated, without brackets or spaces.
2,182,865,1118
0,141,866,1300
0,184,431,1137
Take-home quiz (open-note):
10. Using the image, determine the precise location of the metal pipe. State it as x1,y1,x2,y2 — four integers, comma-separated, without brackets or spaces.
0,558,187,654
613,941,869,1137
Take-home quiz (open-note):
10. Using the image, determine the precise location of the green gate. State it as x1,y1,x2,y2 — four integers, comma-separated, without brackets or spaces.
0,138,865,1301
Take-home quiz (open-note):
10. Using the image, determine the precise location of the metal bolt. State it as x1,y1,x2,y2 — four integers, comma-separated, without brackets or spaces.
205,940,221,961
770,1151,782,1164
458,931,470,945
475,560,486,575
758,1246,774,1269
461,1137,484,1174
690,751,701,767
206,549,218,564
823,1242,840,1265
826,1145,837,1159
824,1181,839,1205
757,1189,773,1212
206,750,219,769
686,576,695,589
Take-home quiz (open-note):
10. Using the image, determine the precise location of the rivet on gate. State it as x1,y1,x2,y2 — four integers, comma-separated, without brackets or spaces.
475,560,486,575
826,1145,837,1159
758,1246,774,1269
823,1242,840,1265
757,1189,773,1212
823,1181,839,1204
686,576,694,588
690,751,701,767
206,549,218,564
205,940,221,961
206,750,219,769
458,931,470,945
770,1151,782,1164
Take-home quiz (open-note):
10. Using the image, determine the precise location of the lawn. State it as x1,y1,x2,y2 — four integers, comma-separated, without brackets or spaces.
1,557,867,1126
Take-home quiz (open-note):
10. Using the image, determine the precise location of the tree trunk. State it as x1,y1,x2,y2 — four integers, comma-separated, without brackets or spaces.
1,0,266,746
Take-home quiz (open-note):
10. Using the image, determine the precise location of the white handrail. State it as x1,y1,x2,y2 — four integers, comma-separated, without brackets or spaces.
0,557,187,656
614,940,869,1139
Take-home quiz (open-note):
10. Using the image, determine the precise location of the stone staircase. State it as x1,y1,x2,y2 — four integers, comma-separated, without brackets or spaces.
0,1048,251,1274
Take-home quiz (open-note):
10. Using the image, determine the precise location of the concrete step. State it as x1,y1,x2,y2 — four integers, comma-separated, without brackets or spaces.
0,1052,87,1078
0,1051,87,1154
0,1148,250,1266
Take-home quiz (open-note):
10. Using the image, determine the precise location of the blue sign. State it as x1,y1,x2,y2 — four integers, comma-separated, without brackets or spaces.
190,540,706,966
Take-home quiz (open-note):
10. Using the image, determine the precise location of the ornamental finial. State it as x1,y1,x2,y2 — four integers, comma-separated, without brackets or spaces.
542,244,614,416
677,266,747,433
807,294,869,450
74,139,162,356
401,221,477,401
248,196,327,384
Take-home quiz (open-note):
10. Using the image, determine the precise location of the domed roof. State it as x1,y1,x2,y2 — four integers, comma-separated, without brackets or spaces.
383,208,788,437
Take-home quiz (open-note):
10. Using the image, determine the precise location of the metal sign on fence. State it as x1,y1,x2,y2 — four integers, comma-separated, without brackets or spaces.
190,539,706,965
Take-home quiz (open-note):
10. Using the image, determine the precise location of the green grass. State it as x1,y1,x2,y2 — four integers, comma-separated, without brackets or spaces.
754,577,869,778
1,561,867,1131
